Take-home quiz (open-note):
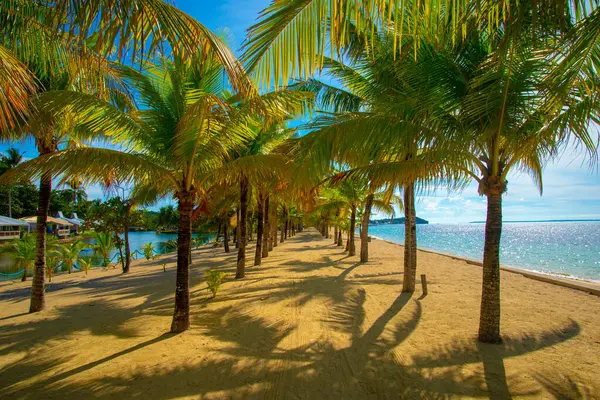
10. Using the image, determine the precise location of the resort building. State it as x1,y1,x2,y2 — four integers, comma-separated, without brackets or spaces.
20,216,73,238
56,211,85,235
0,216,28,241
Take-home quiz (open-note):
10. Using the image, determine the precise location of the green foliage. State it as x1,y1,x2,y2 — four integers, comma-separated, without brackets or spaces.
0,184,38,218
204,269,228,298
0,235,35,276
157,205,179,231
45,237,60,282
86,197,140,235
142,242,157,260
90,231,114,268
55,240,90,274
49,189,89,217
79,258,92,275
162,239,178,253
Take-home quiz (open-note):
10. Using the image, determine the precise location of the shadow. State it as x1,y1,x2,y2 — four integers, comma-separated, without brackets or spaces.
0,312,28,321
535,373,596,399
0,228,595,399
412,320,581,398
41,333,173,387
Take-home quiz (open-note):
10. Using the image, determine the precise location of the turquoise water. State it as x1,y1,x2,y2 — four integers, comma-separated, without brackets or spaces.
368,221,600,281
0,231,212,275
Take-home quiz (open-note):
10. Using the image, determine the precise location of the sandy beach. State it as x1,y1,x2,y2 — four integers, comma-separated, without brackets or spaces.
1,228,599,399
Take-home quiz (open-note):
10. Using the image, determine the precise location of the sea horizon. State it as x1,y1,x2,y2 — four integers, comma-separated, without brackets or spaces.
367,220,600,282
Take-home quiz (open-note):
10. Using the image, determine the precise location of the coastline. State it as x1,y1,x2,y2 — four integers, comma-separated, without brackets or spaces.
1,228,599,397
369,234,600,296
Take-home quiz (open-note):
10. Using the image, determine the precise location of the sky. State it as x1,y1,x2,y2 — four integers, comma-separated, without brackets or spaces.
1,0,599,224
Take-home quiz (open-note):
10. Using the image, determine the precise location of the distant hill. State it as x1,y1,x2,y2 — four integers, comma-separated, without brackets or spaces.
369,217,429,225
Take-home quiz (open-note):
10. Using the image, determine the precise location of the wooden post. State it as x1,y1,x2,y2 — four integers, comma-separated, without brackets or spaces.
420,274,428,296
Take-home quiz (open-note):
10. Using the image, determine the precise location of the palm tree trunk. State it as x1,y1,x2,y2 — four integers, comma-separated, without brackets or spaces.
334,225,338,245
402,182,417,293
29,171,51,313
236,176,248,279
479,191,503,343
337,230,343,246
8,187,12,218
254,193,264,266
360,193,374,263
349,206,357,256
284,215,288,240
170,192,194,333
235,208,240,249
123,204,132,274
223,217,230,253
271,202,277,249
262,196,270,258
216,221,222,243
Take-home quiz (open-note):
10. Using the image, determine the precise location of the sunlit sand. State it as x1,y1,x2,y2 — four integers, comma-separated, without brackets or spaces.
1,229,598,398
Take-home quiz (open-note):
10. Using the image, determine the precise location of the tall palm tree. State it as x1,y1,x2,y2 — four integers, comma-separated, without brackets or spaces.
209,92,310,278
0,148,24,217
307,19,597,342
291,25,457,290
0,0,256,315
5,55,259,332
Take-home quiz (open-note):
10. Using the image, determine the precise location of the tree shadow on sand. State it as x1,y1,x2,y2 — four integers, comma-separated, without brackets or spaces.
0,230,591,399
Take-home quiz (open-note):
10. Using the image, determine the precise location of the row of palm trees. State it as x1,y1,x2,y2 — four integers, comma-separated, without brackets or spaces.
0,1,598,344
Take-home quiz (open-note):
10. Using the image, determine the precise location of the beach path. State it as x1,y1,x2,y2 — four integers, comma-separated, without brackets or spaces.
0,228,599,399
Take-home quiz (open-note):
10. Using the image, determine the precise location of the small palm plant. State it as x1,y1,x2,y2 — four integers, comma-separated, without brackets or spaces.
56,240,90,274
205,270,228,298
163,239,178,254
0,235,35,281
91,232,114,269
79,258,92,276
45,237,60,282
142,242,157,260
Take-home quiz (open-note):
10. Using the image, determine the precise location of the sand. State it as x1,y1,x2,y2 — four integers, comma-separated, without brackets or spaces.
0,228,599,399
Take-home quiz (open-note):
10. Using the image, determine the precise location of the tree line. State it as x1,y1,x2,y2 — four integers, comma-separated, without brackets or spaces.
0,1,598,345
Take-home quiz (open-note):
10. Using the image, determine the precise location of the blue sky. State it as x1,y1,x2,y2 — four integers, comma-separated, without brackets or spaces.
2,0,599,223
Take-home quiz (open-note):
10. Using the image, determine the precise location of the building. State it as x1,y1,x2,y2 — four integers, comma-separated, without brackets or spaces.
21,216,74,238
56,211,85,234
0,216,28,241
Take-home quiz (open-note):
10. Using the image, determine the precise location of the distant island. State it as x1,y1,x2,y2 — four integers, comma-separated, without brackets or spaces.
470,219,600,224
369,217,429,225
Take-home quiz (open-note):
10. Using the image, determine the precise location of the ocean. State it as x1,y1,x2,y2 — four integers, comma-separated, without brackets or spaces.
367,221,600,282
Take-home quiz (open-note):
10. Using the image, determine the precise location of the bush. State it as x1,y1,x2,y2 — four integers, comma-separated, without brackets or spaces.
204,270,228,298
80,259,92,275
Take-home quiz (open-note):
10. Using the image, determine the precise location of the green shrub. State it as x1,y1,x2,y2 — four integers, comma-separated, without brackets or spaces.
204,270,228,298
80,259,92,276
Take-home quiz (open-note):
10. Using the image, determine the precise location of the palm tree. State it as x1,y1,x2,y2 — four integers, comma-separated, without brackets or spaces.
242,0,593,89
209,93,309,278
56,240,89,274
305,19,597,342
0,0,253,133
6,55,258,333
0,148,24,217
0,235,35,281
0,0,255,316
91,232,114,269
291,25,456,291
